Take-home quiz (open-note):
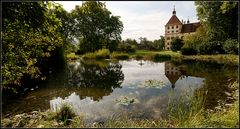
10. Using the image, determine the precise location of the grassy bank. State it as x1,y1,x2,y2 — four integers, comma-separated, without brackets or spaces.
2,82,238,128
131,50,238,65
69,50,238,66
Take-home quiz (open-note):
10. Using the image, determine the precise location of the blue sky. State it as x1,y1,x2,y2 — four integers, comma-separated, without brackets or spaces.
55,1,199,41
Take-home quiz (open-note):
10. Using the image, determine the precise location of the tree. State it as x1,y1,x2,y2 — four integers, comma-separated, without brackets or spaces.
170,37,183,51
195,1,238,41
153,36,165,51
71,1,123,53
2,2,64,92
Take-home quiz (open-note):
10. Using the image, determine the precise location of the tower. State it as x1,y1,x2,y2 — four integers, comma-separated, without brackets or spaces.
164,6,183,50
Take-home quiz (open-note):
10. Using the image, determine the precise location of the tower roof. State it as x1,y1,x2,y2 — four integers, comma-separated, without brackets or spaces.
165,15,182,26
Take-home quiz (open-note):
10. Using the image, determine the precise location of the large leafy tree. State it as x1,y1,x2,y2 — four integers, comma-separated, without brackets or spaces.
71,1,123,53
2,2,64,92
170,37,184,51
195,1,238,41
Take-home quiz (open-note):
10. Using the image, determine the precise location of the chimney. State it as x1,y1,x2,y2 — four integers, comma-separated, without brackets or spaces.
187,17,190,23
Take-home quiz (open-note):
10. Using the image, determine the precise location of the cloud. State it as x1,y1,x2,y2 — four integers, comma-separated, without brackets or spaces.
55,1,198,41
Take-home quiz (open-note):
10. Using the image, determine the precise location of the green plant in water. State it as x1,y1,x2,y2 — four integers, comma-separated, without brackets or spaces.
55,103,76,125
116,96,139,106
139,79,165,89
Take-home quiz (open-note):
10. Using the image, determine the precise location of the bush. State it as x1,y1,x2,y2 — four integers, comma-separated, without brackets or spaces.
223,39,238,54
82,52,96,59
134,55,144,60
197,41,225,55
118,43,136,53
111,52,129,60
66,53,79,60
181,47,198,55
170,38,184,52
55,103,76,125
95,49,110,59
149,54,171,62
82,49,110,60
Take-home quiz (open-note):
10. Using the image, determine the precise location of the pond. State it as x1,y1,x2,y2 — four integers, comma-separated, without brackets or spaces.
2,59,238,124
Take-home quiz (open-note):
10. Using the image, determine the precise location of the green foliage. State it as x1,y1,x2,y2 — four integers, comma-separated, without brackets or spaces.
55,103,76,125
223,39,238,54
153,36,165,51
2,2,64,92
111,52,129,60
170,38,184,51
150,54,171,62
82,49,110,60
95,49,110,59
181,47,198,55
71,1,123,53
198,41,225,55
118,42,136,53
195,1,238,41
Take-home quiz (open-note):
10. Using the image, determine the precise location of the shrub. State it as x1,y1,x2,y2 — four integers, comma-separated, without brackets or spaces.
55,103,76,125
111,52,129,60
197,41,225,55
149,54,171,62
181,47,198,55
66,53,78,60
118,43,136,53
134,55,144,60
82,52,96,59
95,49,110,59
82,49,110,60
170,38,184,52
223,39,238,54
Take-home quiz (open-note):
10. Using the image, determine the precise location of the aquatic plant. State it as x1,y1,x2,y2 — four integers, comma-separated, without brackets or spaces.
138,79,165,89
116,96,139,106
55,103,76,125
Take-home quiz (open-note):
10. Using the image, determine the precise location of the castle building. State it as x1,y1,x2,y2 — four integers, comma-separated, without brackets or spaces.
164,7,200,50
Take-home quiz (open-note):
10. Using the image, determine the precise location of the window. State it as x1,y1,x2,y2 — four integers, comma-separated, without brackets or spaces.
172,26,174,29
171,37,174,39
176,25,178,28
172,31,174,33
167,26,169,29
167,43,169,45
176,30,178,32
168,31,170,33
167,37,170,40
167,47,169,50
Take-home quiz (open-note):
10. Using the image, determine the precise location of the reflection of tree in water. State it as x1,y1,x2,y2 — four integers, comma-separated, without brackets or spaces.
172,60,238,109
66,60,124,101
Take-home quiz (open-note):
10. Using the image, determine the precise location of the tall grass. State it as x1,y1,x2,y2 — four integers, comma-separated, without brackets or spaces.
55,103,76,125
82,49,110,60
111,52,129,60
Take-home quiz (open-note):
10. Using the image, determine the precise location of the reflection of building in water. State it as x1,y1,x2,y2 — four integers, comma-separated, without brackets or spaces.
165,62,187,88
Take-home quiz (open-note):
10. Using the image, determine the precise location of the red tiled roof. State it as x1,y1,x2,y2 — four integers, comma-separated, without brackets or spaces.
165,15,182,26
181,22,201,33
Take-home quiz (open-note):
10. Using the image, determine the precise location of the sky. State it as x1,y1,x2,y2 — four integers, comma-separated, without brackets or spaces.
55,1,199,41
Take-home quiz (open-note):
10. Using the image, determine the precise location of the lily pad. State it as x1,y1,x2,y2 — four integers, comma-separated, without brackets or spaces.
138,79,165,89
116,96,139,106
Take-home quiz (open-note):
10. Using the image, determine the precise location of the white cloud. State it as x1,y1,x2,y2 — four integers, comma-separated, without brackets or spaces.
54,1,198,41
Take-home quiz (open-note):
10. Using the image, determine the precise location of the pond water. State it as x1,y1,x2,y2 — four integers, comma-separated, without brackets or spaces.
2,59,238,124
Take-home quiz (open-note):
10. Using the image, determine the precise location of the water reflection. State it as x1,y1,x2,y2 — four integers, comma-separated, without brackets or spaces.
66,60,124,101
165,61,188,88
